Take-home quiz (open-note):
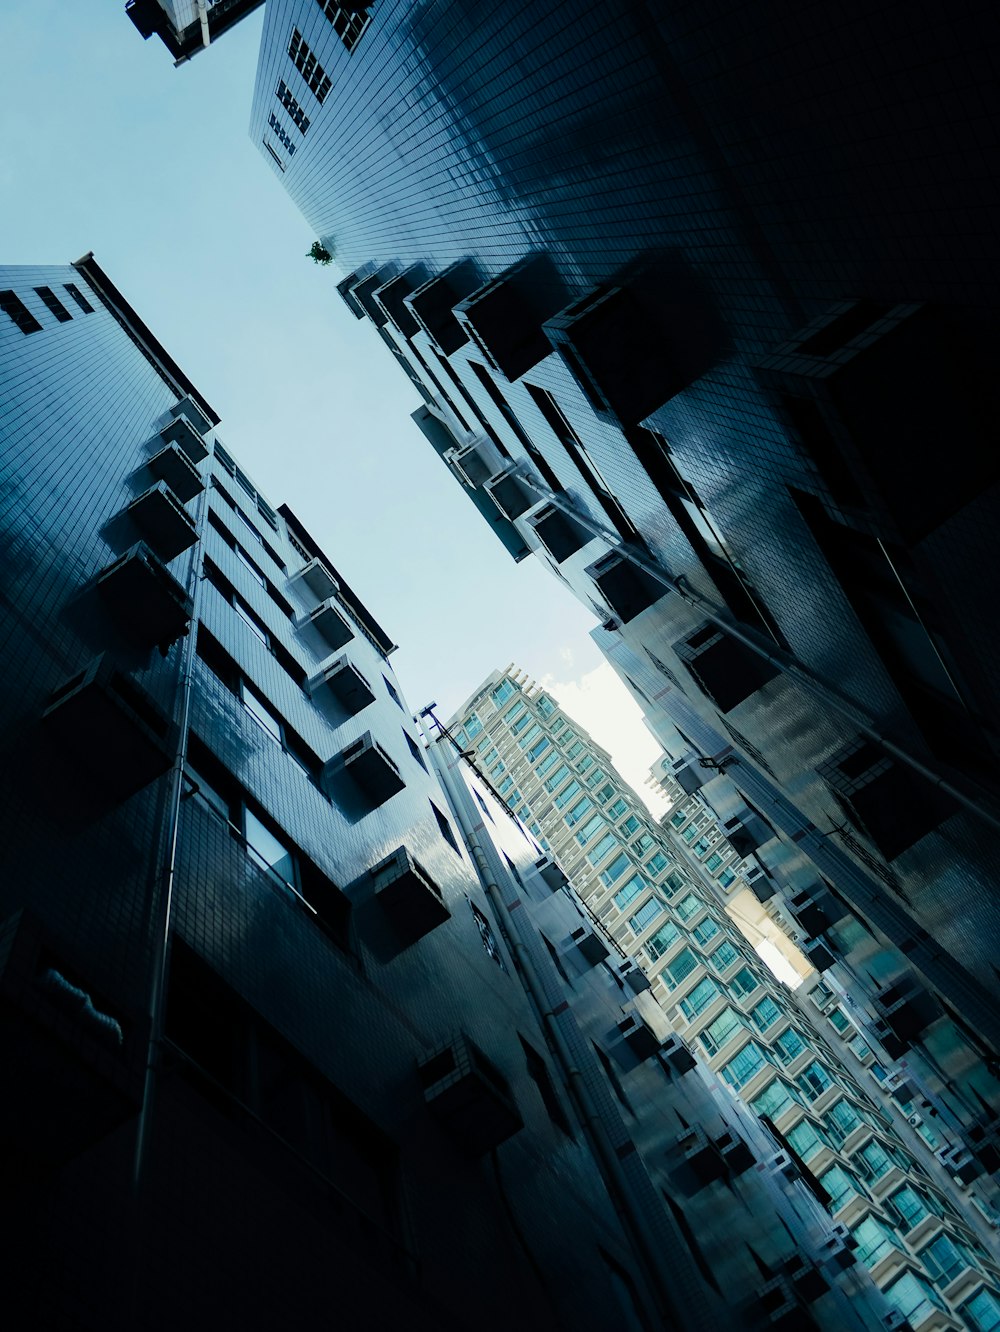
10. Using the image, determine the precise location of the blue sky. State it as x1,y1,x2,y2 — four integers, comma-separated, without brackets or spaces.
0,0,666,804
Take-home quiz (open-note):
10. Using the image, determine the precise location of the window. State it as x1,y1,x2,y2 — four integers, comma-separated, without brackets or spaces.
597,783,616,802
645,920,680,961
700,1007,745,1055
798,1061,834,1102
267,112,297,156
567,740,584,759
554,780,582,809
593,1042,632,1114
383,675,403,709
751,1079,800,1120
918,1234,972,1287
608,797,628,819
825,1099,863,1144
491,679,517,706
471,902,506,971
960,1289,1000,1332
465,713,483,739
850,1216,900,1269
63,282,95,313
233,598,269,646
628,899,661,934
646,851,669,876
519,723,543,748
235,546,267,587
587,832,618,866
288,28,332,102
489,761,506,779
705,852,724,872
730,967,761,998
473,790,494,824
0,289,42,334
670,809,688,827
519,1036,573,1136
680,979,721,1020
620,814,641,837
527,737,550,761
883,1273,945,1328
750,997,782,1032
632,832,654,856
691,918,719,946
721,1042,770,1090
536,750,559,777
773,1029,807,1065
275,78,311,132
819,1165,864,1211
577,755,594,773
885,1186,933,1233
665,948,700,988
586,767,606,786
575,814,605,846
550,718,565,734
536,694,556,718
718,867,737,888
241,682,283,744
710,941,740,973
34,286,72,323
564,795,594,827
786,1120,828,1163
405,730,428,772
676,893,703,922
613,875,647,909
856,1139,894,1182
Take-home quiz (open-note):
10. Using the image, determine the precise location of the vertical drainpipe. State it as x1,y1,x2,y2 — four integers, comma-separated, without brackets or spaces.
427,730,718,1332
132,479,207,1194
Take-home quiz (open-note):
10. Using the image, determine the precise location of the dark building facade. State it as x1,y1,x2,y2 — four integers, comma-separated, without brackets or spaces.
155,0,1000,1082
0,257,736,1331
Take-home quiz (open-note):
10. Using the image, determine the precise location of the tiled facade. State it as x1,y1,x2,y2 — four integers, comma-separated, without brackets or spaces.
448,670,1000,1330
154,0,1000,1096
0,259,695,1331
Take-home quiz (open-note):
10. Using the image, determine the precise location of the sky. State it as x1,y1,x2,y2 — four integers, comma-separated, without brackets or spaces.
0,0,666,809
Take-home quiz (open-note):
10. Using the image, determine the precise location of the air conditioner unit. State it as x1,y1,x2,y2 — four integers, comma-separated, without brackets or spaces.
168,394,213,442
147,442,204,503
96,542,193,650
533,855,567,892
584,551,662,624
291,556,339,603
617,1012,660,1061
417,1032,523,1156
160,410,209,462
484,463,535,520
297,598,354,652
570,926,608,967
906,1113,924,1128
770,1150,800,1183
526,501,590,563
306,656,375,714
324,732,405,807
659,1033,697,1075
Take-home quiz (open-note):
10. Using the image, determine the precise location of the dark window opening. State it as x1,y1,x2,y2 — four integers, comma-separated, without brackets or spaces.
431,800,460,853
471,902,507,971
34,286,72,323
166,942,389,1216
288,28,332,103
542,933,571,986
593,1041,632,1115
796,302,886,358
0,289,42,334
519,1035,573,1136
383,675,403,708
525,383,643,546
430,350,510,458
404,730,427,772
63,283,95,314
781,394,865,509
662,1191,721,1293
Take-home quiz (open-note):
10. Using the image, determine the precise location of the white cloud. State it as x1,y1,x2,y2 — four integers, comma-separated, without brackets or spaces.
541,660,671,817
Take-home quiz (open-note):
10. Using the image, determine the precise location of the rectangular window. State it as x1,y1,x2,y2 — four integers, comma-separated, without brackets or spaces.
564,796,593,827
730,967,761,998
233,599,269,646
710,941,740,972
405,730,428,772
275,77,311,132
750,997,782,1032
691,918,719,946
700,1007,745,1055
721,1042,770,1090
751,1080,800,1120
527,737,550,761
315,0,371,52
797,1061,833,1102
431,801,460,854
536,750,559,777
608,797,628,819
519,723,542,748
575,809,607,841
383,675,403,709
491,679,517,706
680,978,721,1019
705,852,724,872
267,112,297,155
241,682,283,744
288,28,332,102
0,289,42,334
665,948,700,988
774,1029,807,1065
646,852,669,876
545,764,572,794
235,546,267,587
645,921,680,961
676,893,703,922
577,755,594,773
600,852,632,887
553,780,582,809
786,1120,828,1163
613,875,646,910
465,713,483,739
587,832,618,866
628,899,661,934
34,286,72,323
63,283,95,314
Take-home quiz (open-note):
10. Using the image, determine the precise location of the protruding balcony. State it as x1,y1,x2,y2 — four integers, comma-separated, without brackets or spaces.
673,622,781,713
570,926,608,967
371,847,450,944
533,854,567,892
127,481,198,561
96,542,192,649
660,1034,697,1074
325,731,404,807
292,556,340,603
454,255,567,381
307,657,375,714
147,443,204,503
40,655,177,804
444,436,505,489
374,268,425,338
874,976,940,1046
617,1012,660,1060
160,412,209,463
405,260,481,356
417,1033,523,1156
485,464,535,521
721,805,774,858
297,598,354,652
527,502,589,563
585,551,662,623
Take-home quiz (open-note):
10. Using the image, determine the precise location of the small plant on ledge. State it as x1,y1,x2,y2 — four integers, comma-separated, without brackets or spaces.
307,241,333,266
